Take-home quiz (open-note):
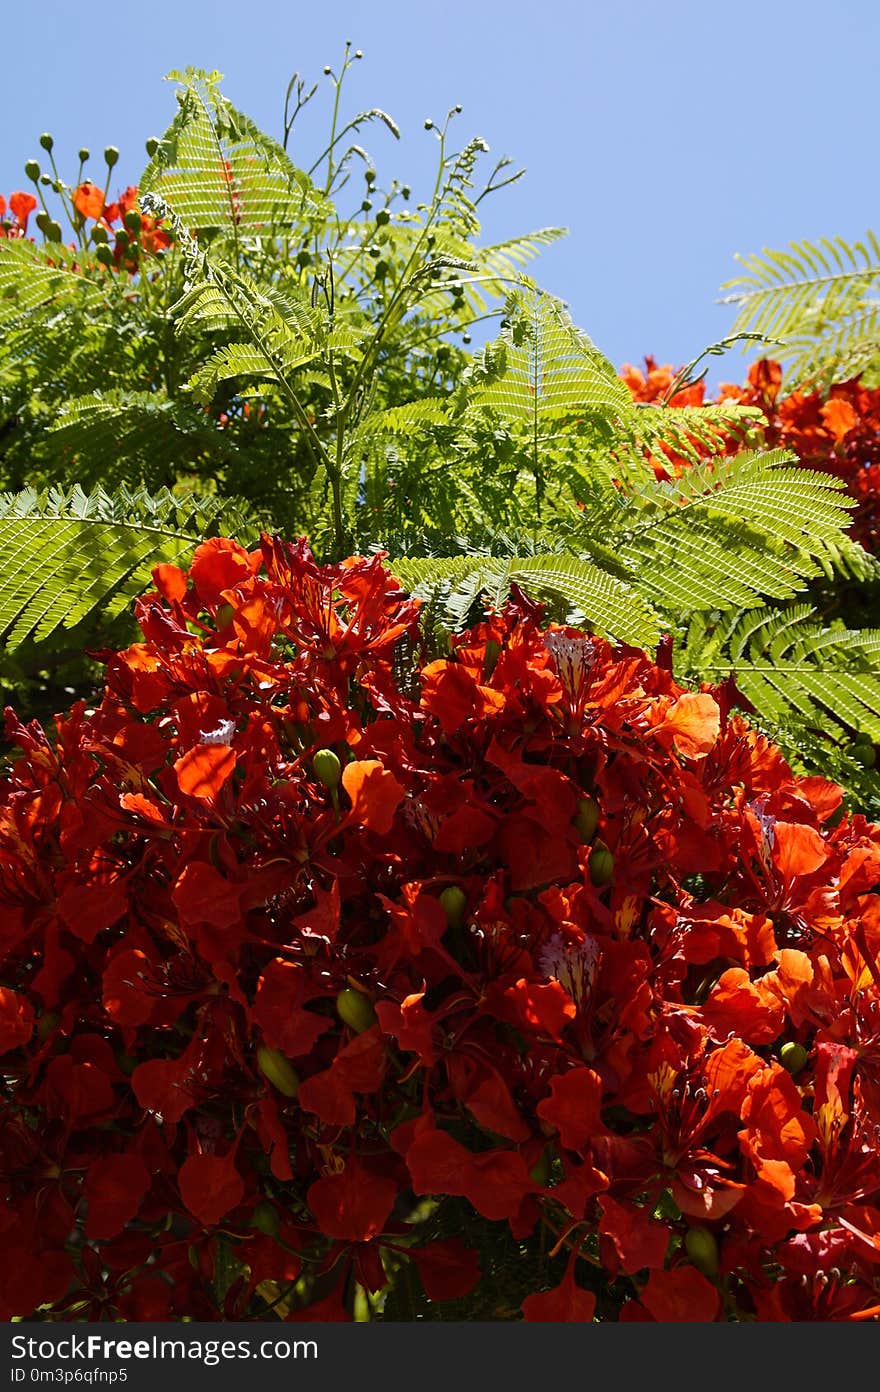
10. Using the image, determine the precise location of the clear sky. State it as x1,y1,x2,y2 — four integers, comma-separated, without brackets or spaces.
3,0,877,384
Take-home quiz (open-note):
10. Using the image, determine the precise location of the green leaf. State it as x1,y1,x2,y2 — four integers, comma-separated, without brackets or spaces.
140,68,328,240
0,486,255,647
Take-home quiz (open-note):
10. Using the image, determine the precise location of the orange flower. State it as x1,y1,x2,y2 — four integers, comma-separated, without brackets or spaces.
72,182,105,220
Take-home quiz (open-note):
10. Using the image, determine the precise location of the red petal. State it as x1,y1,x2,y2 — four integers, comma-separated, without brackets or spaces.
536,1067,605,1150
640,1266,720,1322
179,1150,244,1227
72,182,105,220
174,743,237,799
521,1254,596,1322
307,1158,397,1242
172,861,242,931
341,758,405,833
598,1195,671,1274
85,1154,151,1239
412,1240,481,1301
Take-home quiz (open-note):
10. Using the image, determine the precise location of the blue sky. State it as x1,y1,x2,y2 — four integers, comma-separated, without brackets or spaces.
3,1,878,384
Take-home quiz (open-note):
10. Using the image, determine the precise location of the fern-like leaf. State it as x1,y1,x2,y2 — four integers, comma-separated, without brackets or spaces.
684,605,880,742
140,68,328,245
0,486,255,647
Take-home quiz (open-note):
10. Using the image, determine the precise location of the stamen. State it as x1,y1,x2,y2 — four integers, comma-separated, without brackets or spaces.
539,931,601,1010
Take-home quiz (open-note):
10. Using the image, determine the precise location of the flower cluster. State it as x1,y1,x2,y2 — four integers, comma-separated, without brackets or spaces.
71,181,170,271
0,191,37,239
3,535,880,1322
622,356,880,551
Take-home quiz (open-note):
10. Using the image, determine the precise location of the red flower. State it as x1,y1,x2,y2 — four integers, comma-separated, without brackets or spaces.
521,1254,596,1322
306,1158,398,1243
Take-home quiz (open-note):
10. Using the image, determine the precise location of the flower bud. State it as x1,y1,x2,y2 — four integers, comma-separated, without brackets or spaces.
312,748,342,790
572,795,600,843
336,987,376,1033
145,137,160,159
256,1045,300,1097
78,148,90,163
250,1200,280,1236
588,841,614,886
39,133,54,152
24,160,41,183
104,146,120,168
779,1041,808,1074
684,1225,719,1277
439,885,467,928
95,244,114,267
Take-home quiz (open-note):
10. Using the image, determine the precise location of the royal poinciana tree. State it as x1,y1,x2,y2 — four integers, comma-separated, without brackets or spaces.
4,57,880,1323
3,536,880,1322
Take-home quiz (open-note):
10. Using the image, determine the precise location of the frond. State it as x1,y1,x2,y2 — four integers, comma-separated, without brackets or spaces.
0,486,256,647
40,391,236,487
0,241,107,334
719,231,880,383
468,287,631,425
140,68,328,239
622,400,764,466
684,605,880,743
608,449,873,613
391,551,660,648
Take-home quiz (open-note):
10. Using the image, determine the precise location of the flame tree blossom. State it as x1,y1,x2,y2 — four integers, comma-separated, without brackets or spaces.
2,533,880,1322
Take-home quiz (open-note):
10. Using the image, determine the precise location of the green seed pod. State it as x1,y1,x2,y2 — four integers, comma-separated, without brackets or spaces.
375,209,390,226
45,220,63,244
684,1225,719,1277
124,209,141,236
24,160,41,183
336,987,377,1033
251,1200,280,1236
91,224,109,244
779,1040,808,1074
39,132,54,152
78,148,90,163
572,795,600,843
439,885,467,928
104,145,120,168
312,748,342,790
588,841,615,886
256,1045,300,1097
95,244,114,268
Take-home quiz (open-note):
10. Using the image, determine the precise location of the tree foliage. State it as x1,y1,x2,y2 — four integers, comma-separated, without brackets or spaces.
1,54,878,799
